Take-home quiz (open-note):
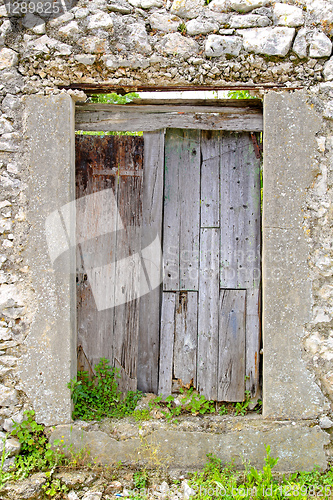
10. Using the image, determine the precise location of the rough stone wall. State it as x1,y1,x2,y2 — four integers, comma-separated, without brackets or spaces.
0,0,333,460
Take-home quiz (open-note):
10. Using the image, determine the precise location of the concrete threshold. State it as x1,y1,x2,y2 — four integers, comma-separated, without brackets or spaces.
48,414,330,473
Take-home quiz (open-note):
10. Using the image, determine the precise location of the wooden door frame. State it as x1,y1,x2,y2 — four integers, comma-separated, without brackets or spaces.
23,91,326,425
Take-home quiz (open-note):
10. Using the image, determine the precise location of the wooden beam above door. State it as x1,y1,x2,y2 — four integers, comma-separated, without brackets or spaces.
75,100,263,132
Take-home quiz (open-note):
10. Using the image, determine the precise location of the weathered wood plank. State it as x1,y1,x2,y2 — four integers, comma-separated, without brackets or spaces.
76,135,118,371
179,129,200,291
76,110,263,132
77,99,263,109
173,292,198,387
138,130,165,394
220,133,261,289
197,228,219,400
77,102,263,114
163,129,181,291
218,289,246,401
112,136,144,392
246,287,261,400
158,292,176,397
200,130,220,228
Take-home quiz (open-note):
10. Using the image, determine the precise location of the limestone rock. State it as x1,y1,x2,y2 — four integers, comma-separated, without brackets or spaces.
242,27,295,56
74,7,90,18
205,34,242,56
309,32,332,58
156,32,198,57
68,491,80,500
306,0,333,25
0,48,17,70
1,437,21,457
54,471,95,488
87,12,114,30
141,0,164,7
207,0,229,13
127,23,152,54
323,101,333,119
105,480,123,493
22,14,45,34
0,117,13,135
149,12,181,32
49,11,74,26
170,0,205,19
229,14,270,28
82,492,103,500
1,472,47,500
77,36,109,53
273,3,304,27
323,57,333,80
186,18,219,35
230,0,268,13
293,27,307,58
74,54,96,65
320,416,333,429
128,0,163,6
107,1,132,13
59,20,80,36
25,35,72,55
0,384,18,406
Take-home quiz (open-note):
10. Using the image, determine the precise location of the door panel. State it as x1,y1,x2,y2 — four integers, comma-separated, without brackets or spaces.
76,134,144,392
76,129,261,402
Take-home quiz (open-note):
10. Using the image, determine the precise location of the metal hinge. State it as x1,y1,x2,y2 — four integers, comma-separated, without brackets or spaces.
250,132,263,160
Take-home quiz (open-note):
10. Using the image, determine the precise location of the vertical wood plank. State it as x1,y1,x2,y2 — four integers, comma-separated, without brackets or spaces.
76,135,118,372
179,129,201,291
138,130,165,393
197,228,219,400
200,130,220,228
220,133,261,289
163,129,180,291
246,287,261,399
158,292,176,397
218,289,246,401
173,291,198,387
112,136,144,392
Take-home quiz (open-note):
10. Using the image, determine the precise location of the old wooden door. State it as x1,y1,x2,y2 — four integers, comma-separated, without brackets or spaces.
75,129,261,401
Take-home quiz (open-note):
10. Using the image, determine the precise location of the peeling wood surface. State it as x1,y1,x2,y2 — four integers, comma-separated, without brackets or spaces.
76,135,144,391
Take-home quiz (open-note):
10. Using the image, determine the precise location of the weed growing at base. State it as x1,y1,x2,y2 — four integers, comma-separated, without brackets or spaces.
68,358,143,421
188,447,333,500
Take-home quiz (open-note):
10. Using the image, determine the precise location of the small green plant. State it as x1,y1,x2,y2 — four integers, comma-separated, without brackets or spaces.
227,90,256,99
11,410,64,478
180,388,216,415
133,469,148,489
219,405,228,416
177,22,187,35
234,390,251,416
89,92,139,104
0,436,12,490
42,473,68,498
68,358,143,421
133,408,152,422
